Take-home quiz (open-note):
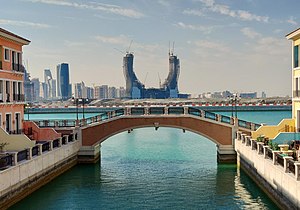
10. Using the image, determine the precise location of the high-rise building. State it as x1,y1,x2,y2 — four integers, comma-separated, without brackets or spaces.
161,52,180,98
94,85,108,99
24,69,34,102
44,69,55,99
57,63,71,100
108,87,117,98
123,53,144,99
74,81,86,98
31,78,40,101
86,87,94,99
123,51,183,99
51,79,56,98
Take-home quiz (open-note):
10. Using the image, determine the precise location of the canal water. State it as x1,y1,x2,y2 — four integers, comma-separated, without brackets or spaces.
10,111,290,209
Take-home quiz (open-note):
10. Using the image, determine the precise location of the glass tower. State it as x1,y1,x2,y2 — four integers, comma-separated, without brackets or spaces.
57,63,70,100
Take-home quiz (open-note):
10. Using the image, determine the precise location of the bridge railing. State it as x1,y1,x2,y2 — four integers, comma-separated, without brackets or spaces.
31,106,260,131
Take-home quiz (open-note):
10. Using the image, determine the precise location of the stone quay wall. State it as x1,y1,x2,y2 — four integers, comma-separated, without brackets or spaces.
235,133,300,209
0,140,80,209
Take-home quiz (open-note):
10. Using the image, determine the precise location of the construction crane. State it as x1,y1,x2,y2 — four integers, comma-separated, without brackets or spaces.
113,48,125,55
127,40,133,53
158,72,161,88
144,72,148,84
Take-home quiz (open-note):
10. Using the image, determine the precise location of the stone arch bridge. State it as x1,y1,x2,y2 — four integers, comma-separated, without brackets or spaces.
33,106,260,163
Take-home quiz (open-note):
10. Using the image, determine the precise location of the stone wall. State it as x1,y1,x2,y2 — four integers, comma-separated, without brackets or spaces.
0,140,80,209
235,137,300,209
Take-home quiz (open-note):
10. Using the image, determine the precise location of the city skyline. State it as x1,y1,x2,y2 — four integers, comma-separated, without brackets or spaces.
1,0,300,96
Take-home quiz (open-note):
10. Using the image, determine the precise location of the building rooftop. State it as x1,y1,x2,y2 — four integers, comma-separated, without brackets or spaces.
286,27,300,40
0,28,30,45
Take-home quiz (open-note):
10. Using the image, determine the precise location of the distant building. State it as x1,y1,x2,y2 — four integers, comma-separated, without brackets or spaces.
44,69,53,99
86,87,94,99
262,91,267,98
123,50,184,99
74,82,83,98
57,63,71,100
239,92,257,99
31,78,40,101
117,87,126,98
74,81,87,98
24,69,34,102
108,87,117,99
94,85,108,99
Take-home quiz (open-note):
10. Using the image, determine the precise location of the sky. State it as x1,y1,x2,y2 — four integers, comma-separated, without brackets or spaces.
1,0,300,97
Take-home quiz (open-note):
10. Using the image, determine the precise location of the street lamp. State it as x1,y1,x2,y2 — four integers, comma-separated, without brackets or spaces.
228,96,234,117
72,97,79,121
26,103,30,120
232,93,240,118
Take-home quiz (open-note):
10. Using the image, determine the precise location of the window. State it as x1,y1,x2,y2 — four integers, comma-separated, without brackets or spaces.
4,48,9,61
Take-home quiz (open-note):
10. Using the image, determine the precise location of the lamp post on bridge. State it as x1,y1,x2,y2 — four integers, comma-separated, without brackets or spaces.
228,93,240,118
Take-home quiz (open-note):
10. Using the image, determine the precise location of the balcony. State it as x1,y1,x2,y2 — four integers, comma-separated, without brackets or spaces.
12,63,25,73
12,94,25,102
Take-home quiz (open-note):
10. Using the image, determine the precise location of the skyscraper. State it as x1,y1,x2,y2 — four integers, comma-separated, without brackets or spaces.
44,69,54,99
31,78,40,101
162,53,180,98
123,53,144,99
57,63,70,100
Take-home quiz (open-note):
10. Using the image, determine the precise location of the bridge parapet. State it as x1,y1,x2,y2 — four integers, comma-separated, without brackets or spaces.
31,106,261,133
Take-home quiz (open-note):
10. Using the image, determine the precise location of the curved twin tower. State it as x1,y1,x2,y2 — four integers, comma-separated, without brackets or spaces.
123,52,180,99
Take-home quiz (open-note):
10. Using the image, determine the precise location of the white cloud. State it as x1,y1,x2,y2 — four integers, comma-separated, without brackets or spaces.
157,0,170,7
27,0,144,19
241,27,261,39
174,22,214,33
254,37,288,55
194,40,229,52
287,16,297,25
199,0,269,22
183,9,204,17
64,40,84,47
0,19,50,28
95,35,130,45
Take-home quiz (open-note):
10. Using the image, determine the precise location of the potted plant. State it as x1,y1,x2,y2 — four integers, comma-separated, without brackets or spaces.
0,142,9,153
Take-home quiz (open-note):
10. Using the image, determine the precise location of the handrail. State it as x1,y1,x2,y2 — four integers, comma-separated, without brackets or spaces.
31,106,259,131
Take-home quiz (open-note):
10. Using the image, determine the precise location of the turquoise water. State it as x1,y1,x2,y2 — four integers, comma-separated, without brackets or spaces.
10,110,290,209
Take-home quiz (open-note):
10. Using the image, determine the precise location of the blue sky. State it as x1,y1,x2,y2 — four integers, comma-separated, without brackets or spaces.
1,0,299,97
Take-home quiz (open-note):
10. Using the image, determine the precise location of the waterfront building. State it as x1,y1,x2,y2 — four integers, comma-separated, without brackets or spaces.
108,86,117,99
94,85,108,99
0,28,30,132
123,51,184,99
240,92,257,99
118,86,126,98
86,86,94,99
287,28,300,125
57,63,71,100
74,81,87,98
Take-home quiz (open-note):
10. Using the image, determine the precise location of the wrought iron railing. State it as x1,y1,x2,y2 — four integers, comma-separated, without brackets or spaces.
30,107,259,132
0,154,13,170
277,154,284,167
17,149,28,162
267,148,273,159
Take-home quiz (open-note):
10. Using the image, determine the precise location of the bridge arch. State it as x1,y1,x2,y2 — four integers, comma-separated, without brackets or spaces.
79,115,237,163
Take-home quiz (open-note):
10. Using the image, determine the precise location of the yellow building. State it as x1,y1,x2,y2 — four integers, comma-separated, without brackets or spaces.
286,28,300,129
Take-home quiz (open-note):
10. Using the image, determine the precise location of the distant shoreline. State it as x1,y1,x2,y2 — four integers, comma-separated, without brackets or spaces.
27,104,291,114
